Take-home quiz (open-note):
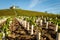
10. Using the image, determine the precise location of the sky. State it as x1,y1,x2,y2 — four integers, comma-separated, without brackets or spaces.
0,0,60,14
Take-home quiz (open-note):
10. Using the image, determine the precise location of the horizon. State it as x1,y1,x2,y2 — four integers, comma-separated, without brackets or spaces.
0,0,60,14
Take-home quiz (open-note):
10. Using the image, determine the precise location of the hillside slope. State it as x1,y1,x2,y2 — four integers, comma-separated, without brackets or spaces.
0,9,57,17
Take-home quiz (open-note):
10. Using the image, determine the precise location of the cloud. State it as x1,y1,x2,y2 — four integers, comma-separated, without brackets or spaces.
28,0,47,9
43,4,60,11
43,5,60,13
28,0,40,9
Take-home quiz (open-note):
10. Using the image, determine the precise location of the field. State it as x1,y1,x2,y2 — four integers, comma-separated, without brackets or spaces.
0,9,60,40
0,9,58,17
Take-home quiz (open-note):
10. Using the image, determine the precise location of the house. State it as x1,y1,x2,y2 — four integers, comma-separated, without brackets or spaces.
10,5,16,9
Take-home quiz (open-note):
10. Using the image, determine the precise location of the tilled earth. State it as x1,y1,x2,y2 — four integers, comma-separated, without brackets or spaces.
0,18,57,40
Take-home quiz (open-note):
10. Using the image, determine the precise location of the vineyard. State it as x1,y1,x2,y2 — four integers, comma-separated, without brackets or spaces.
0,9,58,17
0,16,59,40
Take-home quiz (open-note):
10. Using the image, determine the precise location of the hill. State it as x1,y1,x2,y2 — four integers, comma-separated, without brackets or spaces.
0,9,57,18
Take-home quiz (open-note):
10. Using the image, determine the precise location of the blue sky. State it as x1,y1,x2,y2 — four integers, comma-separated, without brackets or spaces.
0,0,60,14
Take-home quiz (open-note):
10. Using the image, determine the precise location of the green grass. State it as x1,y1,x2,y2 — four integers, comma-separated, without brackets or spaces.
0,9,57,18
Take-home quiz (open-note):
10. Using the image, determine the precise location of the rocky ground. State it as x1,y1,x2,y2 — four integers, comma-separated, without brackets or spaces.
0,18,57,40
6,18,56,40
